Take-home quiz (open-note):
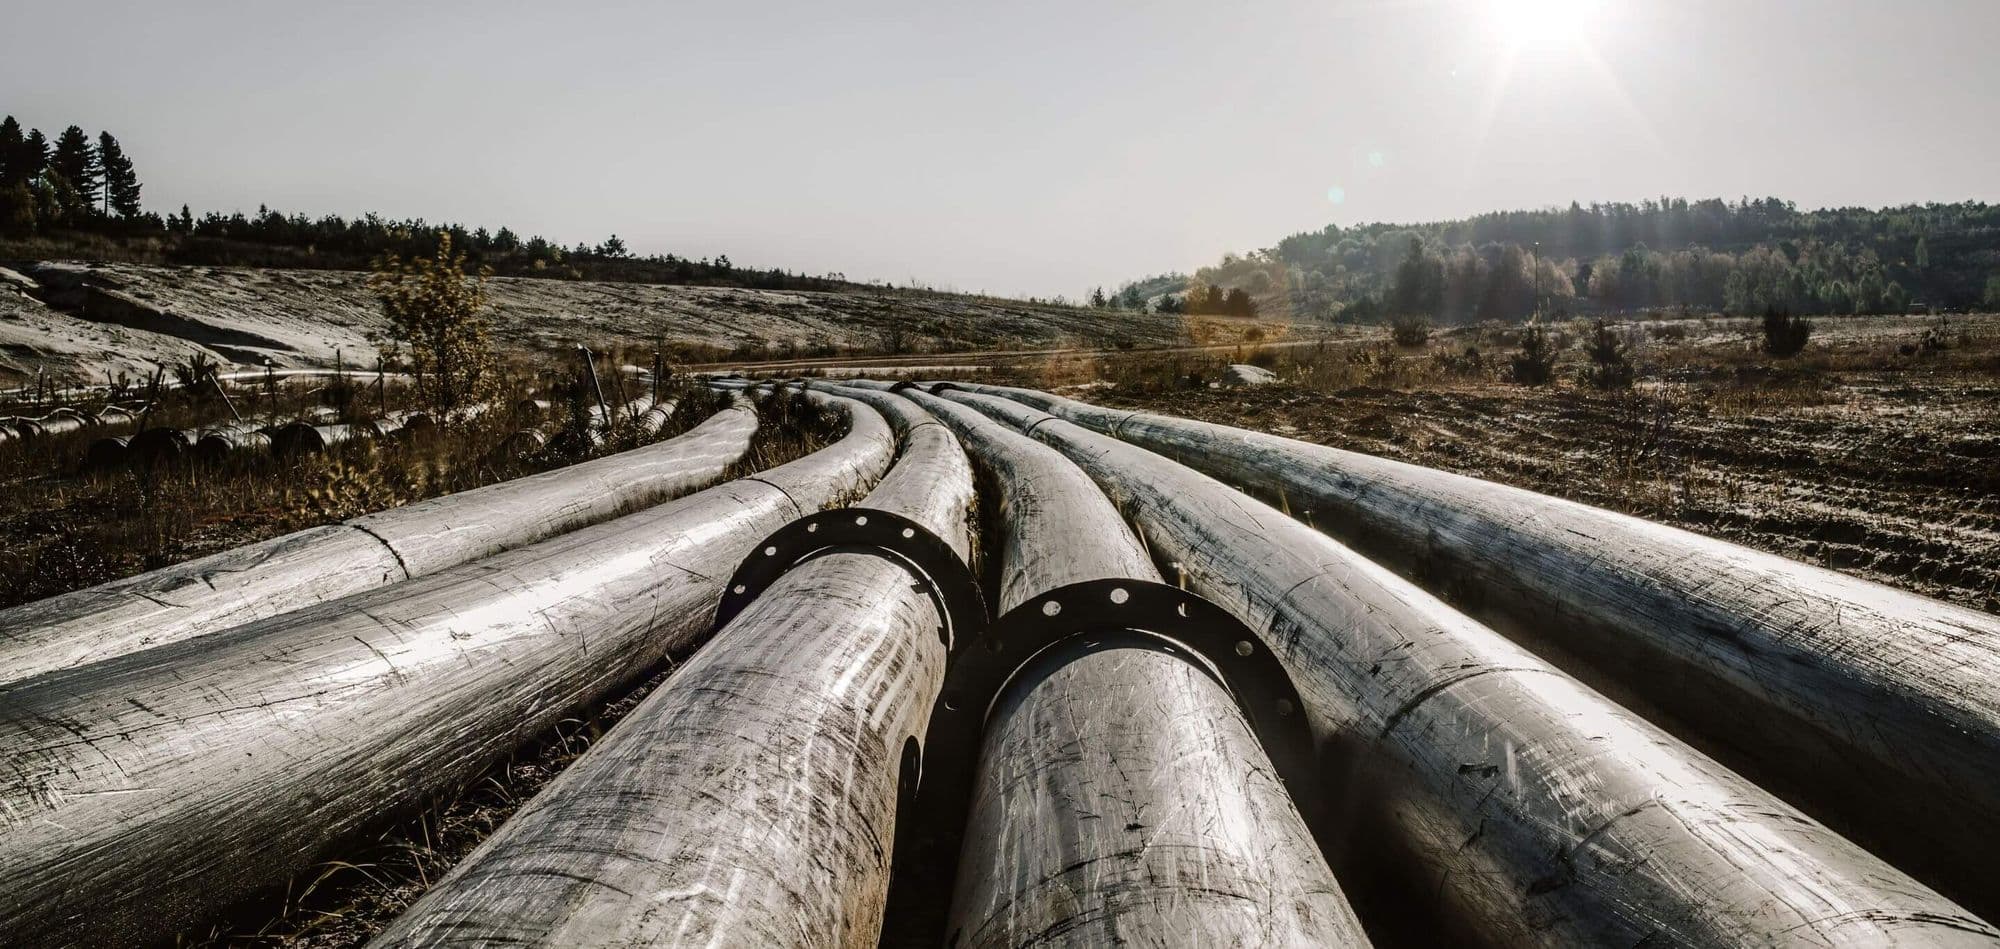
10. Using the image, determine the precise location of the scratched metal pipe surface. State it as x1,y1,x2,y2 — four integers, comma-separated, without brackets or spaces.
0,397,760,686
0,397,894,949
371,391,966,948
932,386,1998,948
950,382,2000,918
630,395,681,438
893,386,1366,948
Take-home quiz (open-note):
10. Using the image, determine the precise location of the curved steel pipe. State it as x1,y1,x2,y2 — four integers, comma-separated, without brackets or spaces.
933,387,1996,948
193,422,273,464
270,420,365,456
0,399,763,685
884,386,1365,948
952,382,2000,917
372,391,962,948
0,396,895,949
630,396,680,438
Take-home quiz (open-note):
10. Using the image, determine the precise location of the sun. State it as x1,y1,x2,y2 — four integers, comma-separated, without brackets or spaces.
1490,0,1602,51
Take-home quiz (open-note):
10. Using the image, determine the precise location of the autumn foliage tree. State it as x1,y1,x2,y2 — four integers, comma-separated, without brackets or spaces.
370,232,495,419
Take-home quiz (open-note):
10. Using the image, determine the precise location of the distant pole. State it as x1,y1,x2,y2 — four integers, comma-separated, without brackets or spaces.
1533,241,1543,321
579,345,609,425
211,371,241,421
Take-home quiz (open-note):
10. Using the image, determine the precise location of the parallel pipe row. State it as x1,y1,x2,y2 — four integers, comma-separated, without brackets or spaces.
951,381,2000,921
2,403,139,444
0,397,760,685
0,393,894,948
881,383,1367,948
5,371,1996,948
927,384,1994,946
374,387,966,947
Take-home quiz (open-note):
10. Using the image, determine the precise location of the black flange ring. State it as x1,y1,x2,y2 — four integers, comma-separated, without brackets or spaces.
923,578,1316,809
881,578,1323,948
713,507,986,649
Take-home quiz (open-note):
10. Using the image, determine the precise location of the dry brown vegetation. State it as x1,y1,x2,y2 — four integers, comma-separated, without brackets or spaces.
1018,312,2000,613
0,359,820,610
139,384,845,949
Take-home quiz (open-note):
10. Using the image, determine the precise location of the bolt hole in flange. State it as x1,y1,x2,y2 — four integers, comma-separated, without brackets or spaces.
1041,600,1062,617
1234,640,1254,657
1109,587,1130,604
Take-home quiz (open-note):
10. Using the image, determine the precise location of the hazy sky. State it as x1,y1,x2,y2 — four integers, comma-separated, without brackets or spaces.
6,0,1997,296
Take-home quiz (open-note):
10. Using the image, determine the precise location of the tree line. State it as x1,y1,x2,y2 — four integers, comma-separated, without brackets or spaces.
1140,197,2000,323
0,119,142,230
0,115,854,293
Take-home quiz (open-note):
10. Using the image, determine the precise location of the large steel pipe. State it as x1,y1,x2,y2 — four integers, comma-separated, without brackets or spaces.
933,387,1997,948
956,382,2000,916
631,395,680,437
0,396,895,949
372,388,968,948
192,418,274,464
884,385,1366,948
0,398,763,685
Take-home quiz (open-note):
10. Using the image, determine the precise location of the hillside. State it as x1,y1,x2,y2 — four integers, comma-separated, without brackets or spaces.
1137,198,2000,325
0,260,1184,384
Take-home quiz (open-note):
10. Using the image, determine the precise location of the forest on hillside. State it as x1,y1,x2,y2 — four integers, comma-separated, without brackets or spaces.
1125,198,2000,324
0,115,856,293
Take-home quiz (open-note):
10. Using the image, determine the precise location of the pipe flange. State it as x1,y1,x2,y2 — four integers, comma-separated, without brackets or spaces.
714,507,986,649
883,579,1324,946
923,578,1317,804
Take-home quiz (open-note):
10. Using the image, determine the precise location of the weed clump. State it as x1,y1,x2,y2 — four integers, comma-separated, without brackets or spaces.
1511,322,1558,385
1389,315,1432,348
1583,318,1635,390
1761,306,1814,357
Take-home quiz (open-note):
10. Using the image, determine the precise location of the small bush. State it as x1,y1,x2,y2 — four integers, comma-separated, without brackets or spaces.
1389,315,1432,348
1582,318,1635,390
1511,323,1558,385
1761,306,1813,357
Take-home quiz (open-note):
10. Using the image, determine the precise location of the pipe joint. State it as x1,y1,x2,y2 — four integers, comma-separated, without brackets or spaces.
931,579,1315,797
714,507,985,650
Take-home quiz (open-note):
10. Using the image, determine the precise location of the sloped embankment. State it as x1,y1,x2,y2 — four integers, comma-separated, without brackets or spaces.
0,261,1185,384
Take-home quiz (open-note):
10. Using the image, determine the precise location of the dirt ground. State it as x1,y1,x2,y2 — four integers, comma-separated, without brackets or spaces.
0,260,1190,386
1041,312,2000,614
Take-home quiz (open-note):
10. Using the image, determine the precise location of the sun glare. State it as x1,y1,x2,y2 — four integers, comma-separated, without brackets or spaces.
1491,0,1601,51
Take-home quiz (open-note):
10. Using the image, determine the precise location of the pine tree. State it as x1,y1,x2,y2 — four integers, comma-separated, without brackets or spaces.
19,128,49,183
49,126,99,216
97,132,141,217
0,116,22,186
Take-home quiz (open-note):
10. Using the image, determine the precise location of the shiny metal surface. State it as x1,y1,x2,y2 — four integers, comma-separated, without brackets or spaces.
0,398,761,685
954,381,2000,919
936,386,1997,948
371,391,954,948
0,397,894,949
891,385,1366,949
